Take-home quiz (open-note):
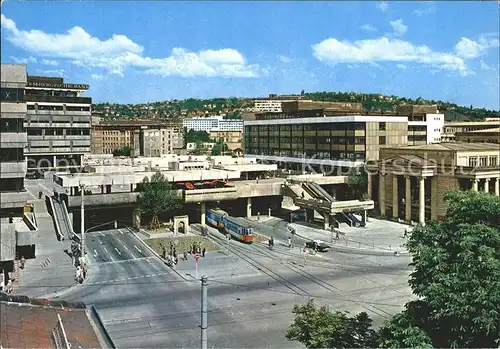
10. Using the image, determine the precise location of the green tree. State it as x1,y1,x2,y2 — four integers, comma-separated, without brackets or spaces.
112,146,132,157
136,171,182,228
286,190,500,348
211,140,229,156
347,167,368,199
286,300,378,349
185,129,211,143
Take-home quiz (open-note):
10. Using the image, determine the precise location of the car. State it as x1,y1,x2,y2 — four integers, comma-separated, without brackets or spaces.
305,240,331,252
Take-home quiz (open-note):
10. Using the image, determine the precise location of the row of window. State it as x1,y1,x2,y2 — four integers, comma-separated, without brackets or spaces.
27,128,90,136
246,149,366,160
468,156,498,167
27,104,90,112
246,123,367,133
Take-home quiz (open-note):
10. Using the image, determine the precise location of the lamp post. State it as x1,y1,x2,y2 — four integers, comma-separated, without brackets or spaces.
79,183,86,262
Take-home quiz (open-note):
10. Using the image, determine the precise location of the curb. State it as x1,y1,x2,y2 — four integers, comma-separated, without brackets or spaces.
294,232,409,257
128,228,192,282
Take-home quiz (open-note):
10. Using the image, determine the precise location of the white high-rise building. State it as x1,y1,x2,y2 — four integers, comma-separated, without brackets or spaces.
183,115,243,132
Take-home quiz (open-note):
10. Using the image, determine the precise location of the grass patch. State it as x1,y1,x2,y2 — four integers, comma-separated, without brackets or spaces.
145,236,221,255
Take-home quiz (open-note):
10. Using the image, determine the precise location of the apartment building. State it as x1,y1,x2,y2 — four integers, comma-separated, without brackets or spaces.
0,64,34,278
244,102,444,170
91,120,178,156
367,143,500,225
24,75,92,174
441,120,500,142
209,130,243,151
183,115,243,132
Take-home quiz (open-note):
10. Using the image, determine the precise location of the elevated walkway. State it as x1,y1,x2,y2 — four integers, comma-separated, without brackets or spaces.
49,197,74,241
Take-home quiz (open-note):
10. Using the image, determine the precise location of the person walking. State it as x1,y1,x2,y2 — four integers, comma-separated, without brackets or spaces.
82,263,87,279
287,237,292,250
202,247,206,257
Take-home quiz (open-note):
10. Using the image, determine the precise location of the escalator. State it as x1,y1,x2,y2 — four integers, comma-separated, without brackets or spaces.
309,182,335,202
301,183,322,199
51,198,73,240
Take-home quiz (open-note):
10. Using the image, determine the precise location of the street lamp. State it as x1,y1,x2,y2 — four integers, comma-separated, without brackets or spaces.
85,220,118,234
79,182,85,260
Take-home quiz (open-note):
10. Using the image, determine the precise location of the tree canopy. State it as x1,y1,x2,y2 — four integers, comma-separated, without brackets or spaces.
185,129,211,144
286,190,500,348
112,146,132,157
211,140,229,156
347,167,368,199
136,171,182,221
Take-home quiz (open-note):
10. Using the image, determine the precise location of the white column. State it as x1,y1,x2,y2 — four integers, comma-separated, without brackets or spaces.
367,173,373,199
200,202,206,226
392,175,398,220
405,176,412,222
53,155,57,168
419,177,425,226
472,179,479,191
495,178,500,196
246,197,252,218
379,174,386,216
484,179,489,194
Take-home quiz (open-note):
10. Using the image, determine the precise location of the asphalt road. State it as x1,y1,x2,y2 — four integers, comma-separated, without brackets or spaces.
59,227,414,348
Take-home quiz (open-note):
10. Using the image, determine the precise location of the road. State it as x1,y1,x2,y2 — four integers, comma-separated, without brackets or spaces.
58,227,414,348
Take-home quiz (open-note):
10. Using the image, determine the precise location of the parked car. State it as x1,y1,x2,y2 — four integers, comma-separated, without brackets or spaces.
305,240,331,252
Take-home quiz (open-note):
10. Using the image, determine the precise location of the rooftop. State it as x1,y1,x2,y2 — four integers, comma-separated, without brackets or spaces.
395,142,500,152
0,294,112,349
458,127,500,134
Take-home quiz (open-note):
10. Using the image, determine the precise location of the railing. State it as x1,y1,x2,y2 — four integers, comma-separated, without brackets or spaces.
24,95,92,104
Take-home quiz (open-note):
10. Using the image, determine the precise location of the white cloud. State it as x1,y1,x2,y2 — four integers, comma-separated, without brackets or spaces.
376,1,388,12
91,74,105,80
455,35,499,59
390,19,407,36
361,24,377,32
277,55,292,63
1,14,260,78
312,36,470,76
36,69,65,77
414,4,436,16
40,59,59,66
396,64,407,69
10,56,38,64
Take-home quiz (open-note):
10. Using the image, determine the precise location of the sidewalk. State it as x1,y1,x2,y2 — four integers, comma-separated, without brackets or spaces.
13,215,77,298
289,220,409,255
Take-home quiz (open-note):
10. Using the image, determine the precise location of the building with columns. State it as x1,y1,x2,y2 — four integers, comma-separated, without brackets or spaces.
367,143,500,225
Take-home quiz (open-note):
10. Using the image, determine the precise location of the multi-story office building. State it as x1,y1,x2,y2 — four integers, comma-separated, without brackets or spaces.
24,75,91,173
253,94,309,113
183,115,243,132
441,120,500,142
1,64,34,277
244,102,444,170
91,120,177,156
209,130,243,151
141,128,174,157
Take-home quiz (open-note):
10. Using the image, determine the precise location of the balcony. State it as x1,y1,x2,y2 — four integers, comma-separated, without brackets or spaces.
0,133,27,146
0,162,27,178
27,110,91,117
24,95,92,104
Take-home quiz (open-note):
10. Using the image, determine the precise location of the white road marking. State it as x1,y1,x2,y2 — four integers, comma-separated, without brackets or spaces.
122,245,137,259
99,232,104,236
145,275,151,278
114,247,122,255
133,276,139,279
93,249,98,257
134,245,142,253
118,229,124,235
103,247,109,252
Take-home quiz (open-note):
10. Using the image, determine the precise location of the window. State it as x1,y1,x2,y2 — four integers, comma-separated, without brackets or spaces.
0,88,24,102
379,136,386,145
468,157,478,167
479,156,487,167
379,122,386,131
0,118,24,133
490,156,498,166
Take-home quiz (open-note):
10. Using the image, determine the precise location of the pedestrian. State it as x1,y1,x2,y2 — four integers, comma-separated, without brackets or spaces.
20,256,26,270
202,247,206,257
82,263,87,279
38,190,43,199
404,229,408,238
336,231,339,240
183,251,188,260
288,237,292,249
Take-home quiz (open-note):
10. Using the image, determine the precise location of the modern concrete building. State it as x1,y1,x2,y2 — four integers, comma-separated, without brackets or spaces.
244,103,444,171
91,119,181,155
24,75,91,174
455,128,500,144
183,115,243,132
253,94,309,113
441,120,500,142
367,143,500,225
0,64,33,280
209,130,243,151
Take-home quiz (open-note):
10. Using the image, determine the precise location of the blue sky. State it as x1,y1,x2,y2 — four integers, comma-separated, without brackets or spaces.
1,1,499,109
